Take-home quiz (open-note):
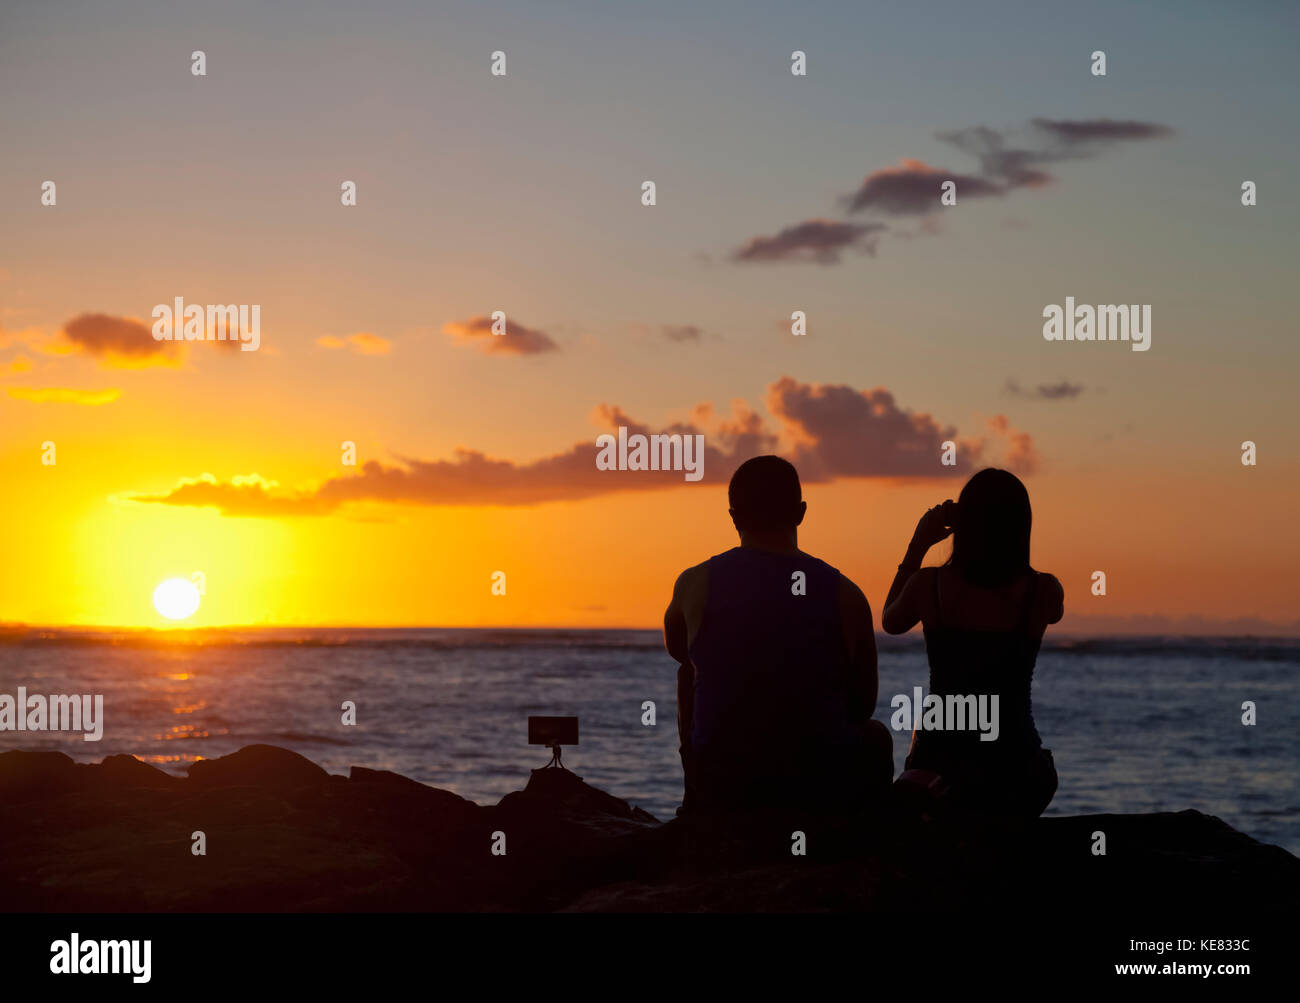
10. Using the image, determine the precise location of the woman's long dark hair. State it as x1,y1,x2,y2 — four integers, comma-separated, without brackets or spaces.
947,468,1032,588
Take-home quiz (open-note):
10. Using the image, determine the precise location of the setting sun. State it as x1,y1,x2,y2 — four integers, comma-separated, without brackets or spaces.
153,578,201,621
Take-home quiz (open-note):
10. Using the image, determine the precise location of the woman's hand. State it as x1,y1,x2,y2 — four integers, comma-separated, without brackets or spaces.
910,500,956,551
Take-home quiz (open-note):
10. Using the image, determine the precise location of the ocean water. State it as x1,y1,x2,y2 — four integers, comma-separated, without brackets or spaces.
0,629,1296,854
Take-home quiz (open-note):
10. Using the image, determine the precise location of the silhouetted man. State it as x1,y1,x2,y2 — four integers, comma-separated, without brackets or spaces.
663,455,893,814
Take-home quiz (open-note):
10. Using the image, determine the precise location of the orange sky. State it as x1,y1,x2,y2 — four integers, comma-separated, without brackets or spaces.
0,422,1293,631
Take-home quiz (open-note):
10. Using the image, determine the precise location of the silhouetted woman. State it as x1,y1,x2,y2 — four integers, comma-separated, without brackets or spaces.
882,468,1062,819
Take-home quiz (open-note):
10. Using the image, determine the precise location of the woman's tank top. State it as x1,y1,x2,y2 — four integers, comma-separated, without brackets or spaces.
911,567,1044,770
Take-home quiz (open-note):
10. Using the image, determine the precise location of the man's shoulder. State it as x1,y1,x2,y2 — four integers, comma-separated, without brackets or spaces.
790,547,841,576
790,547,849,582
835,569,871,610
677,546,743,579
672,559,712,594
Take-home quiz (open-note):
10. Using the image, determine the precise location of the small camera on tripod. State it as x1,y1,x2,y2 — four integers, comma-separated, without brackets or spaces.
528,715,579,771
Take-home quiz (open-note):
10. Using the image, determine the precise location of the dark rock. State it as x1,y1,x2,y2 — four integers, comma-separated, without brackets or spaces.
187,744,331,790
0,750,80,802
0,744,1294,913
497,766,658,831
99,753,180,790
350,765,478,812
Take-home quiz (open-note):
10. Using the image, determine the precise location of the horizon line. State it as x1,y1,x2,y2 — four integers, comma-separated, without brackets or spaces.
2,620,1298,640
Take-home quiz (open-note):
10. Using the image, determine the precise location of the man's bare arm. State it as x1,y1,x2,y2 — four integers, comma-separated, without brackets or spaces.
665,565,706,765
839,575,879,716
663,575,689,665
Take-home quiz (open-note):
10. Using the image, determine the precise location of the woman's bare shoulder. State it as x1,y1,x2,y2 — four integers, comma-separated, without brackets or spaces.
1034,570,1065,623
1036,571,1064,596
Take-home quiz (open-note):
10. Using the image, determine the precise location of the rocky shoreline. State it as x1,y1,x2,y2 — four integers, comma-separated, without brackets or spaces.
1,744,1295,912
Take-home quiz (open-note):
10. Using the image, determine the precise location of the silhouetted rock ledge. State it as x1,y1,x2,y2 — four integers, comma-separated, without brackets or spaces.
0,744,1294,913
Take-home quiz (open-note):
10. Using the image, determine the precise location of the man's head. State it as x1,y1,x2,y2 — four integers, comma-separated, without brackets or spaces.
728,455,806,538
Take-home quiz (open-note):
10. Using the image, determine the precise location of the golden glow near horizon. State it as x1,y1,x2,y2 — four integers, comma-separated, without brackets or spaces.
0,455,1294,632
